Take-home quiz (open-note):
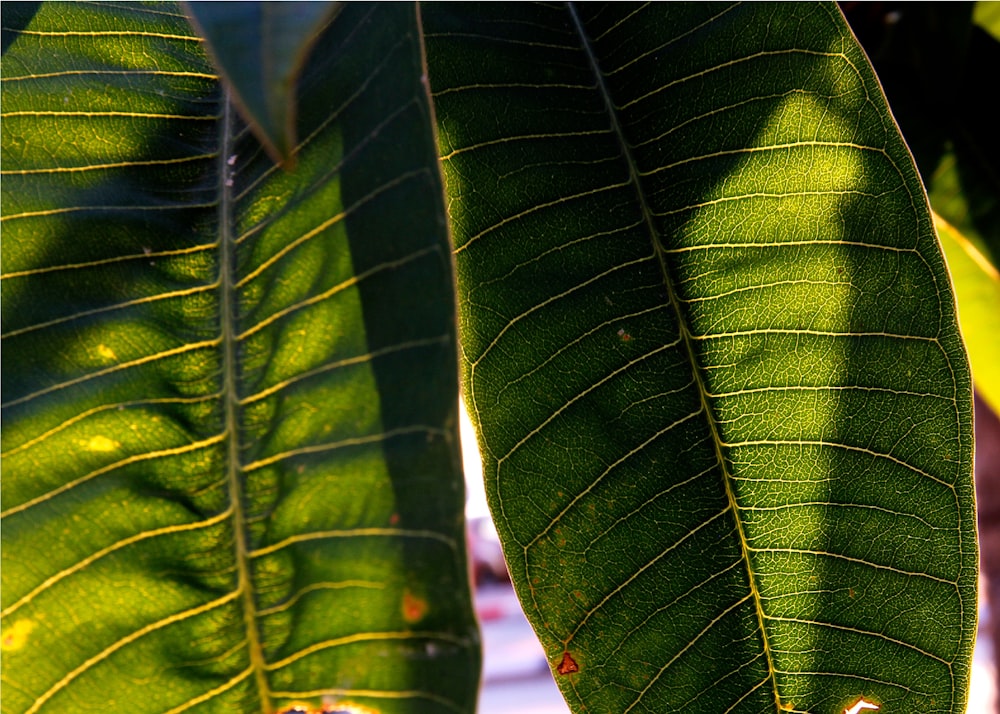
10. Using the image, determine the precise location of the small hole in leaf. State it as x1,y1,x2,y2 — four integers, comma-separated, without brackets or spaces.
845,698,879,714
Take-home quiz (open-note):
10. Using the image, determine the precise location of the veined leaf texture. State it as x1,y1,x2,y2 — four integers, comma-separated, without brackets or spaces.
424,3,975,713
0,2,977,714
1,3,477,713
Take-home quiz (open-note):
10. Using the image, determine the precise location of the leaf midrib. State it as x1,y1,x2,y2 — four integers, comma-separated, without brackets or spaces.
566,3,782,709
218,88,271,711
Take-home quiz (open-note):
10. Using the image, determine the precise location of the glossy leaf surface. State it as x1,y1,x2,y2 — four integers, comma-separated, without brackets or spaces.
424,3,975,713
1,3,477,713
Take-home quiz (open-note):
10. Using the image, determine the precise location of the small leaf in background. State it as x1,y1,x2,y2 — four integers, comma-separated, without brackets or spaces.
184,1,341,164
935,211,1000,418
975,0,1000,41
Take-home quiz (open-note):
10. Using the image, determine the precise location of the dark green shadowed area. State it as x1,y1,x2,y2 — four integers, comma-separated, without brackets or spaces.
184,1,341,164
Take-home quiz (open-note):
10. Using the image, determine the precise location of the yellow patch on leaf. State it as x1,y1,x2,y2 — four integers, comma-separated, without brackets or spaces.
2,619,35,651
86,435,119,452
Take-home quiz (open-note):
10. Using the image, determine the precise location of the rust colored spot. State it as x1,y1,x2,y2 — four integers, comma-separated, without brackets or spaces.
557,650,579,675
389,512,400,525
402,589,428,623
617,328,631,342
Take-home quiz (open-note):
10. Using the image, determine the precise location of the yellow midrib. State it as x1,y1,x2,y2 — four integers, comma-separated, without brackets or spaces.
218,89,273,712
566,3,783,709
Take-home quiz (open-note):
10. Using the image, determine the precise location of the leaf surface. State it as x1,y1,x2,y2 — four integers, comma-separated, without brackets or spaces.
1,3,477,713
424,3,975,713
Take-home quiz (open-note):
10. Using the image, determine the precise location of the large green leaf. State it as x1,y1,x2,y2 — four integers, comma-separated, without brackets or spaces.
1,3,478,713
424,3,975,713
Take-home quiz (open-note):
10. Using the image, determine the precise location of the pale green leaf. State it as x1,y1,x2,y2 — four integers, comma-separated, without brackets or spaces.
975,1,1000,42
934,212,1000,414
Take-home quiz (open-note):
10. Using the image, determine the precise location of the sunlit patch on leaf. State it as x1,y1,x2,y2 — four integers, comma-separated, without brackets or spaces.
1,619,35,651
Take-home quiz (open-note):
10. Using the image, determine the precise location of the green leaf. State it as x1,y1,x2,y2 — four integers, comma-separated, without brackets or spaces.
975,0,1000,42
424,3,975,713
184,1,341,164
1,3,478,713
934,212,1000,414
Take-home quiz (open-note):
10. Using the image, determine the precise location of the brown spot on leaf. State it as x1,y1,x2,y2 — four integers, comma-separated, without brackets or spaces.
402,589,428,623
557,650,579,675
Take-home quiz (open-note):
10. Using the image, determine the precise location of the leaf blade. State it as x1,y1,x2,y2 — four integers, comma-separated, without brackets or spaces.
425,3,975,712
1,3,478,713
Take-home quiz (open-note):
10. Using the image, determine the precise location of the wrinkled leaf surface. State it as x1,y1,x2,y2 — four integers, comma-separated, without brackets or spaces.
1,3,477,713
